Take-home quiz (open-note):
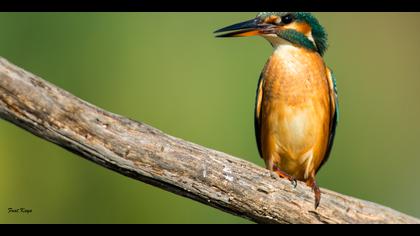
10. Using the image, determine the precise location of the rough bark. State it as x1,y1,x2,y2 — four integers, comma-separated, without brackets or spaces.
0,57,418,224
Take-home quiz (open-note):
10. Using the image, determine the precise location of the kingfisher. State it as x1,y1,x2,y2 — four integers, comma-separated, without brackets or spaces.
214,12,338,209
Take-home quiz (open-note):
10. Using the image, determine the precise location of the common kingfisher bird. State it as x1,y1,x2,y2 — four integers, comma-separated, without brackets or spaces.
214,12,338,209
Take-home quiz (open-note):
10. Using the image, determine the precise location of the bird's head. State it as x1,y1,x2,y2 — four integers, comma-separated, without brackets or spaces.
214,12,328,56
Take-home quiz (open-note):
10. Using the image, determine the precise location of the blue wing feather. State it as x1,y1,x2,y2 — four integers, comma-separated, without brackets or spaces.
317,68,339,173
254,73,264,158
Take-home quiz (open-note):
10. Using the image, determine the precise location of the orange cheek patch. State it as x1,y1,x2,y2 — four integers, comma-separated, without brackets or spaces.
280,22,312,36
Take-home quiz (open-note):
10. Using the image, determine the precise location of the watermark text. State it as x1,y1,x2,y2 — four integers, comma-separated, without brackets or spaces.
8,208,32,214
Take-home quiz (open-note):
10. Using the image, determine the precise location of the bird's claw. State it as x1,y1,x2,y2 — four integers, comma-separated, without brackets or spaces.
290,178,297,188
273,167,298,188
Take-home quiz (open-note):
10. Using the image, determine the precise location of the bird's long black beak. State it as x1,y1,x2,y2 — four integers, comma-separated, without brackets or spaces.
214,18,264,37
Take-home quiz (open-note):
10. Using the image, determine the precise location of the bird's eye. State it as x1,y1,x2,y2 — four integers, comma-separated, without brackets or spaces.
281,14,293,24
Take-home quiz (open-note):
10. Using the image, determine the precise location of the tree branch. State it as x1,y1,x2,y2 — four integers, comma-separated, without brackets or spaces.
0,57,418,224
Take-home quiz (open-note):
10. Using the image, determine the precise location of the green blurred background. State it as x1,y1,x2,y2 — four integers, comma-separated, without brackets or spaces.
0,13,420,223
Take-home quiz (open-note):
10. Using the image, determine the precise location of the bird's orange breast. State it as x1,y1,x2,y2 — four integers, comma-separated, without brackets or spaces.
258,44,331,181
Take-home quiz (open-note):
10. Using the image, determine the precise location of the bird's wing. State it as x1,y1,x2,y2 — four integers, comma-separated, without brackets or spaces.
317,67,339,173
254,73,264,158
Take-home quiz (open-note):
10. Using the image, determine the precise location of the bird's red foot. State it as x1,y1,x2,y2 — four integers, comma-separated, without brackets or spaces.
273,166,297,188
306,178,321,209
